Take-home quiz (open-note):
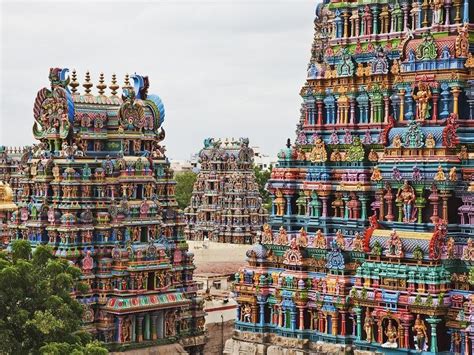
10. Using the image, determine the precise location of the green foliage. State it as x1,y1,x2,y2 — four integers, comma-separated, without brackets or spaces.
0,241,108,355
253,165,272,209
174,171,197,210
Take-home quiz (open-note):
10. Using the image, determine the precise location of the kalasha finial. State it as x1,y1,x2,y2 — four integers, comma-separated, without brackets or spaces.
109,73,119,96
97,72,107,96
83,71,93,95
70,69,80,94
122,73,133,91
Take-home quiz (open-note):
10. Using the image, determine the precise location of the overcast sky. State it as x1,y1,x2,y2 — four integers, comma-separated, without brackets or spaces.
1,0,316,160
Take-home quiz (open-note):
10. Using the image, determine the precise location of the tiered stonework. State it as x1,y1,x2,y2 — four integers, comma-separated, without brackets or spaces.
184,138,267,244
6,68,206,353
228,1,474,354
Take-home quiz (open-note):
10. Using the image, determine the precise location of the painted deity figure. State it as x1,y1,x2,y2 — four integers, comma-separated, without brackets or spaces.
371,166,383,181
352,232,364,252
314,229,327,249
449,167,457,181
431,0,443,24
277,226,288,245
382,320,398,348
335,229,345,250
297,227,308,248
425,133,436,149
308,137,328,162
364,310,374,342
386,229,404,257
393,134,402,148
397,180,416,222
413,83,432,121
262,223,273,244
330,148,342,162
434,165,446,181
242,304,252,322
274,189,285,216
446,237,456,259
413,315,428,351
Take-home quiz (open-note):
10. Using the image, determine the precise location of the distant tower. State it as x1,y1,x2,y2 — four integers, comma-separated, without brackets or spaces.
184,137,267,244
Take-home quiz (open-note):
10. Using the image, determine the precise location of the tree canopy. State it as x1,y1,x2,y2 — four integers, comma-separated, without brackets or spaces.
253,165,272,210
0,240,108,355
174,171,197,210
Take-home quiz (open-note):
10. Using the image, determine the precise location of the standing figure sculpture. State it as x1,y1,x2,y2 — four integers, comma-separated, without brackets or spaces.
364,309,374,342
396,180,416,222
412,314,428,351
413,83,432,121
382,319,398,348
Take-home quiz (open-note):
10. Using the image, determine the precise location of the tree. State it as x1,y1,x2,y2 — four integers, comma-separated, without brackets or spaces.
253,165,272,210
174,171,197,210
0,240,108,355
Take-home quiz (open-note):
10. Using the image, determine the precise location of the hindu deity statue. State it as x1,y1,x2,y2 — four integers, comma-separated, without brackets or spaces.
297,227,309,248
430,0,443,24
382,319,398,348
274,189,286,216
364,309,374,342
434,165,446,181
396,180,416,222
412,314,428,351
330,148,342,162
371,166,383,181
449,167,457,181
335,229,345,250
352,232,364,252
447,237,456,259
425,133,436,149
386,229,404,257
262,223,273,244
277,226,288,245
308,137,328,162
314,229,327,249
392,134,402,148
413,83,432,121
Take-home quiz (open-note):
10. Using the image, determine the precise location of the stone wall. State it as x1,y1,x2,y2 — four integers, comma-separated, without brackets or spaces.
204,319,235,355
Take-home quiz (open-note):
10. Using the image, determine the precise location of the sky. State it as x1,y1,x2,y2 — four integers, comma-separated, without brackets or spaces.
0,0,316,160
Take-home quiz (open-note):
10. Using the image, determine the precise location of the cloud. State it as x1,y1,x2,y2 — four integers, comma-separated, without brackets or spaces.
0,0,316,159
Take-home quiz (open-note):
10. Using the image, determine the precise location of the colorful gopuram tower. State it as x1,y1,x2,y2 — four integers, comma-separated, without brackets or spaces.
228,1,474,354
7,69,206,353
184,138,267,244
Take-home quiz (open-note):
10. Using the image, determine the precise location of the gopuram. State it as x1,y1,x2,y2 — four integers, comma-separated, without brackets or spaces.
5,68,206,353
184,138,267,244
227,0,474,354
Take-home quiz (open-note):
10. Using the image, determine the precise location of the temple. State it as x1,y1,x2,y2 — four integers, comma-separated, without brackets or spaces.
227,0,474,354
184,138,267,244
5,69,206,353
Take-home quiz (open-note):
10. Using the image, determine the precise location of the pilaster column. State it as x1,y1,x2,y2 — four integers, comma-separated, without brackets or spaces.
360,194,368,220
343,194,350,219
299,307,305,330
317,100,323,125
117,317,123,342
384,188,394,221
452,87,461,115
445,0,452,25
343,11,350,38
441,192,450,221
285,195,292,215
151,313,158,340
372,6,379,35
350,97,356,124
278,307,283,327
354,307,362,340
290,310,297,331
399,89,405,121
431,90,439,121
137,314,144,342
427,317,441,353
259,302,265,326
320,194,329,218
341,311,347,336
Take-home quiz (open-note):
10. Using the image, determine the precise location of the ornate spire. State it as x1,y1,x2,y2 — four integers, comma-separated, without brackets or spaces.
96,72,107,96
70,69,80,94
122,74,133,91
109,73,119,97
83,71,93,95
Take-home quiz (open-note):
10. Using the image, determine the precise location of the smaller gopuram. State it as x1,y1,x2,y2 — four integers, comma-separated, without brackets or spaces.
6,68,206,353
184,138,267,244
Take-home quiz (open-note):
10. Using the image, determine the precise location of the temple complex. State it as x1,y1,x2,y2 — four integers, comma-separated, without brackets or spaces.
5,69,206,353
227,1,474,354
184,138,267,244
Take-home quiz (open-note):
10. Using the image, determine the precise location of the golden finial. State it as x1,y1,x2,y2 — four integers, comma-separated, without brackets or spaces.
97,72,107,96
83,71,93,95
109,73,119,96
122,74,133,91
70,69,80,94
